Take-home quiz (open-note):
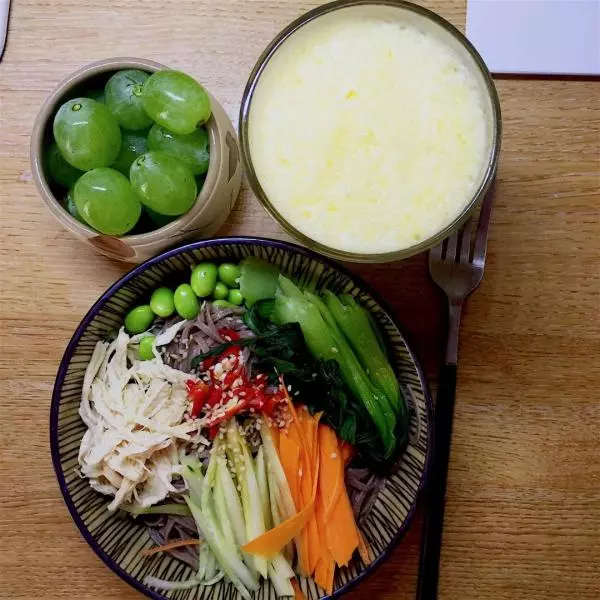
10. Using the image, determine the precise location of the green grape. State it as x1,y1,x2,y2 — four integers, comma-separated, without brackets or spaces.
53,98,121,171
105,69,153,131
63,189,87,225
45,142,83,188
147,124,210,175
141,70,211,135
144,206,177,229
130,151,197,216
73,168,141,235
87,89,105,103
112,131,147,175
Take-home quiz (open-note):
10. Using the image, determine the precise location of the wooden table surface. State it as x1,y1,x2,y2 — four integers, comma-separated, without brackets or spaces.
1,1,598,599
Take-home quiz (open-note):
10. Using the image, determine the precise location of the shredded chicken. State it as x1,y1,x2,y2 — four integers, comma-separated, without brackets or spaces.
78,328,199,511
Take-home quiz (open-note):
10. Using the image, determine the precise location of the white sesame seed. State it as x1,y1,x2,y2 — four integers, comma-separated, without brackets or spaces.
331,452,338,459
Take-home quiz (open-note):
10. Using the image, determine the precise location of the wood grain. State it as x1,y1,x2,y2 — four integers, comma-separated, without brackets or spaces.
0,1,598,599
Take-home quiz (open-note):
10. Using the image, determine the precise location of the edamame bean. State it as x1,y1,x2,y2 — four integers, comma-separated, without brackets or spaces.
227,288,244,306
211,299,236,310
217,262,241,288
150,287,175,317
174,283,199,319
124,305,154,334
213,281,229,300
139,335,156,360
191,262,218,297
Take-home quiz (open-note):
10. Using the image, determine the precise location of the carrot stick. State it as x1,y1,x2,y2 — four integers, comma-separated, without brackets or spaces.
318,424,359,567
291,579,307,600
325,559,335,595
318,424,343,520
283,393,317,574
340,440,355,465
311,412,323,468
279,433,301,509
326,468,359,567
242,497,315,557
305,411,322,575
285,423,311,574
141,538,200,557
314,477,335,593
285,394,312,469
357,529,373,566
313,558,330,592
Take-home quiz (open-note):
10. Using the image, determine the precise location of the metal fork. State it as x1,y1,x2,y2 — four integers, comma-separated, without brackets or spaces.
416,182,496,600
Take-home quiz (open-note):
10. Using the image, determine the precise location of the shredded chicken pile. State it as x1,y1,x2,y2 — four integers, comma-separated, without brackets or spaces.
78,327,199,511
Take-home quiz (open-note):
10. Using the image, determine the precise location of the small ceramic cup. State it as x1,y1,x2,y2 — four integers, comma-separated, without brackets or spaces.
31,57,242,263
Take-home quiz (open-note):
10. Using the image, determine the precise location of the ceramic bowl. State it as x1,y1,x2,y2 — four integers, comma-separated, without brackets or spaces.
51,237,432,599
31,58,242,263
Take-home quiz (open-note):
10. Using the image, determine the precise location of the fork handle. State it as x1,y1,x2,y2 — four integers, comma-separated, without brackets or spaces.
416,362,458,600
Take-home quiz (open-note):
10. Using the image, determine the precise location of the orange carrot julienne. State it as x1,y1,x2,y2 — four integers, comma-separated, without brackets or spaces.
283,392,318,574
141,538,200,557
326,471,359,567
305,411,322,575
285,421,311,574
340,440,355,466
314,478,336,593
318,424,344,520
317,424,359,567
313,557,329,593
325,558,335,595
357,529,373,566
279,432,307,570
311,412,323,468
279,434,301,509
291,579,307,600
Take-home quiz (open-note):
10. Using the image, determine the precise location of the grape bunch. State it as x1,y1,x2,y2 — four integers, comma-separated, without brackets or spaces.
47,69,212,236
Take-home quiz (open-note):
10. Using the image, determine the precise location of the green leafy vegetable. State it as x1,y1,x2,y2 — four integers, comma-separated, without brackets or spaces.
239,257,281,307
274,277,397,457
323,292,409,450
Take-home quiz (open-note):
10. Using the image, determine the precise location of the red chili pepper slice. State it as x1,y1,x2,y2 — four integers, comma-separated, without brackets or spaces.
186,380,210,418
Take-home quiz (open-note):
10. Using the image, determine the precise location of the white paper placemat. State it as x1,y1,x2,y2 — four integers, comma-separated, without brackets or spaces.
466,0,600,76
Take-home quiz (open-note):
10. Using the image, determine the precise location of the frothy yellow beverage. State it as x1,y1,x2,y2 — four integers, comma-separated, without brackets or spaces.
248,9,492,254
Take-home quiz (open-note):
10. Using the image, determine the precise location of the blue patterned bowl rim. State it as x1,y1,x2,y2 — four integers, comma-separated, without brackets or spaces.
50,236,434,600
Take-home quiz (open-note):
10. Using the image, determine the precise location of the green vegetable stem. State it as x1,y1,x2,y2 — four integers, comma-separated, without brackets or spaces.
239,257,280,307
323,292,407,413
274,276,397,457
